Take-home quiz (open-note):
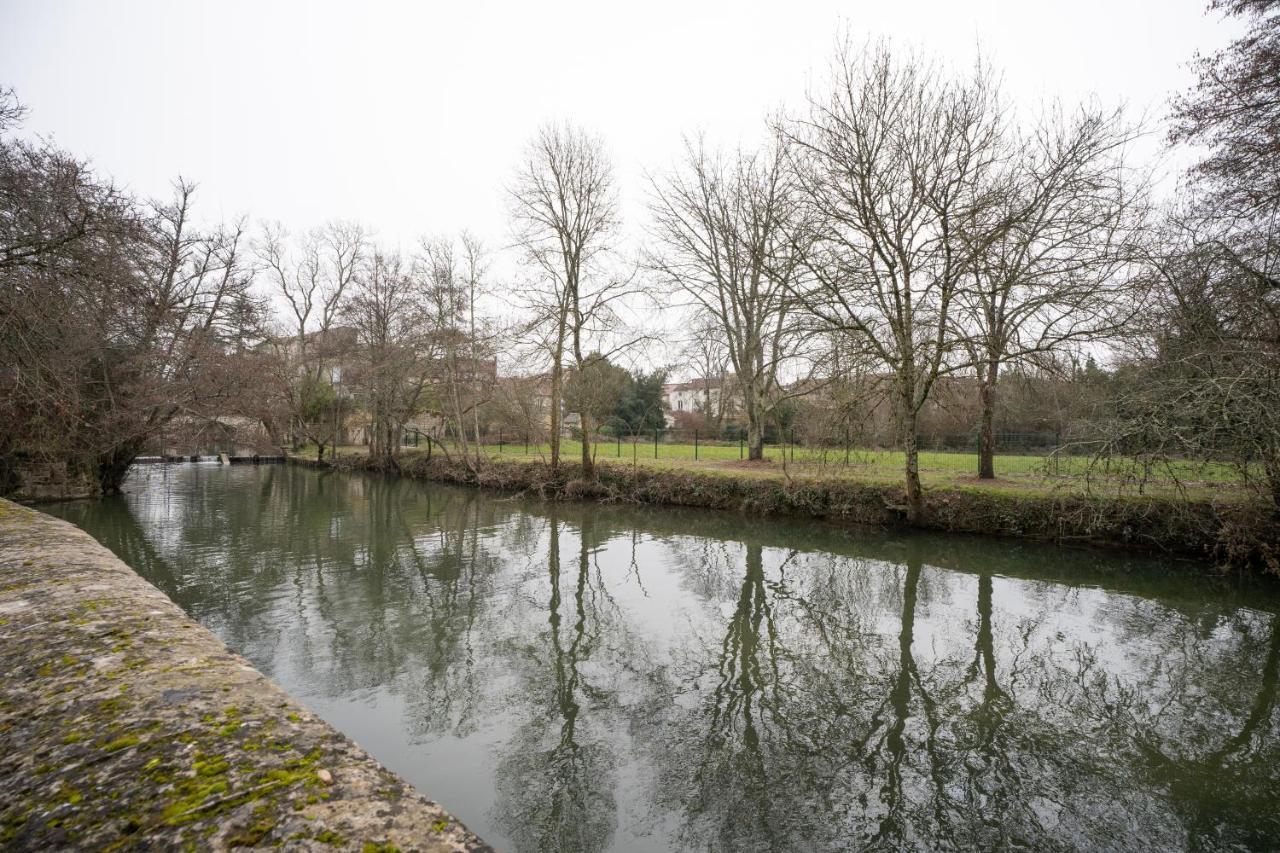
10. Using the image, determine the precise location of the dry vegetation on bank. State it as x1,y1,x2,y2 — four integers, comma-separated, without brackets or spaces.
300,449,1279,570
314,442,1251,502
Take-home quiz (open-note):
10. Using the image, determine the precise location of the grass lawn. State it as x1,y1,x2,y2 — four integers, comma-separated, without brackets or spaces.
312,439,1251,502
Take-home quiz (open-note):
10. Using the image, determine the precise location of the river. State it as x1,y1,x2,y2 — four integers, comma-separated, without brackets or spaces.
45,463,1280,852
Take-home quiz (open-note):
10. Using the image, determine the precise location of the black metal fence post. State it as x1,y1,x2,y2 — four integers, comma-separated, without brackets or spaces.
654,428,659,459
498,428,503,454
616,433,621,457
739,435,744,460
694,430,698,461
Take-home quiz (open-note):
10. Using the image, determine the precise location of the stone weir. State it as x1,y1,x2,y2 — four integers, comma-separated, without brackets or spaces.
0,499,492,852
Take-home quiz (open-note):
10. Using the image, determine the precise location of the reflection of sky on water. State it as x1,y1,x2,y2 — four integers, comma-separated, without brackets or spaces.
47,464,1280,853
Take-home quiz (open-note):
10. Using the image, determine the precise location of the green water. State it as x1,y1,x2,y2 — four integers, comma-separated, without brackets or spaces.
45,463,1280,852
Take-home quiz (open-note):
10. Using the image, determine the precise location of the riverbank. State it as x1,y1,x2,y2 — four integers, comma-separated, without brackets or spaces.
0,498,491,851
310,452,1279,569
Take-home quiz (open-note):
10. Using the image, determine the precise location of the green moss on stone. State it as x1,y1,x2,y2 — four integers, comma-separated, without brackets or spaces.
102,734,140,752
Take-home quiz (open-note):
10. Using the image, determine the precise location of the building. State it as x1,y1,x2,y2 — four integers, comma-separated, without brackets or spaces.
661,375,742,426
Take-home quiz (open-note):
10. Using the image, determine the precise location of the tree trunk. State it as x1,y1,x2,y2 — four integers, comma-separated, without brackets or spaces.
369,414,399,470
747,417,764,461
978,358,1000,480
549,355,563,472
580,412,595,478
745,387,765,461
97,442,141,494
902,407,924,524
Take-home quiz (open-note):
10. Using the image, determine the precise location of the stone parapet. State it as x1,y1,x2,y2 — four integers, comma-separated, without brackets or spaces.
0,498,491,852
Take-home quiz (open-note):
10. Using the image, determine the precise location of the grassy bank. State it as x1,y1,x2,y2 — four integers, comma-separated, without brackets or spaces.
304,449,1279,569
316,441,1246,501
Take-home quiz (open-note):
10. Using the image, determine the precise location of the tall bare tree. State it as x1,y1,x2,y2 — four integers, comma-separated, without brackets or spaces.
258,222,364,365
461,232,492,464
344,250,432,467
648,134,810,460
510,122,624,477
256,221,365,459
785,42,1006,521
87,181,262,488
420,232,494,469
959,103,1148,478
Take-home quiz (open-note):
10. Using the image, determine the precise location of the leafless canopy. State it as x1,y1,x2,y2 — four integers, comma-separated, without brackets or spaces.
957,102,1150,477
647,133,810,458
510,121,629,474
784,41,1007,518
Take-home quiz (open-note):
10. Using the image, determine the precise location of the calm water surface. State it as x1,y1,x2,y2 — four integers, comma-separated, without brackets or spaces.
46,464,1280,852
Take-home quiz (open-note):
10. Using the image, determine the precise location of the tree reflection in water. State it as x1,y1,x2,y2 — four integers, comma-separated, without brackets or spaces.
46,464,1280,853
493,509,618,853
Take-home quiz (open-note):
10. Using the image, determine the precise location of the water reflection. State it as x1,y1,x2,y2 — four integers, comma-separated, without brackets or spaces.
46,464,1280,852
495,512,620,853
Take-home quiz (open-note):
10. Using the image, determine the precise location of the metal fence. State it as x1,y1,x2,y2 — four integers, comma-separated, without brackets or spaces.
480,427,1077,464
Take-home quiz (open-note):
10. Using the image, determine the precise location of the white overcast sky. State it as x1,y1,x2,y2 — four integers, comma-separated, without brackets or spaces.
0,0,1237,368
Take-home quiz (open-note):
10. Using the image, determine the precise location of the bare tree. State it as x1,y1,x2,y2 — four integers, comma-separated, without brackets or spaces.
959,103,1149,478
510,122,625,477
785,41,1006,521
461,231,492,463
256,221,365,459
344,250,432,467
1097,209,1280,509
1076,0,1280,533
421,237,470,460
1,89,271,494
0,89,129,275
680,314,733,430
258,221,364,364
805,330,884,454
85,181,263,488
1171,0,1280,228
420,233,495,469
648,134,811,460
0,87,23,132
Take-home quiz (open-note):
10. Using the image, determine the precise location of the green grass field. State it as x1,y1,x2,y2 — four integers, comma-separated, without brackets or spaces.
317,437,1250,501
